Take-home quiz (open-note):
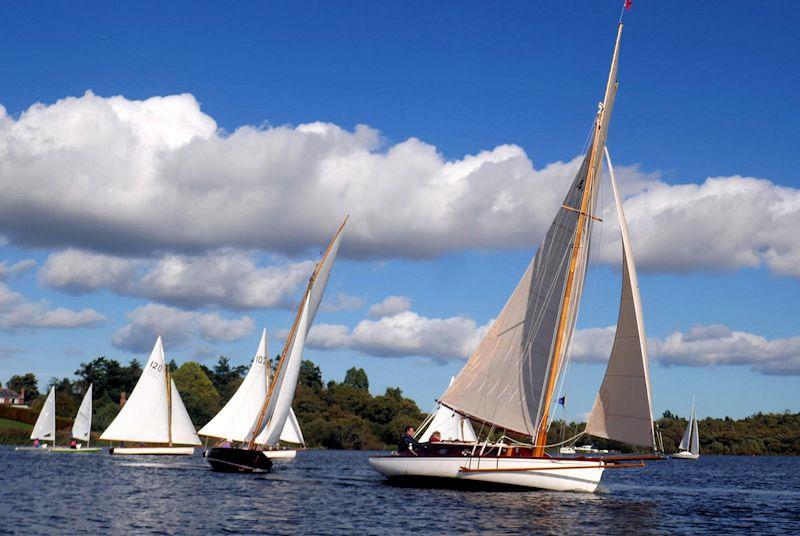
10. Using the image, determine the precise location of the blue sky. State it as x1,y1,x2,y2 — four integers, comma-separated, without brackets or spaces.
0,1,798,422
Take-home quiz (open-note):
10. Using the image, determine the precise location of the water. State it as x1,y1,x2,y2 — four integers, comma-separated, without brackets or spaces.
1,448,798,535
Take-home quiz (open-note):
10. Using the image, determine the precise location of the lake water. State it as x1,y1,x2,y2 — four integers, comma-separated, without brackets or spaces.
1,448,798,535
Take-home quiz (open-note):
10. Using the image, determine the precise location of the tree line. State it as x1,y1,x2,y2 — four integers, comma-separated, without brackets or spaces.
3,362,799,454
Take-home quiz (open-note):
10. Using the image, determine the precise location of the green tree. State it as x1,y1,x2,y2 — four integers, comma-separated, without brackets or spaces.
201,356,248,402
299,360,323,391
343,367,369,391
7,373,39,402
171,362,221,426
74,357,141,404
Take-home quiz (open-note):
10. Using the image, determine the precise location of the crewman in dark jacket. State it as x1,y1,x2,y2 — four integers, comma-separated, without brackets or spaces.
398,426,422,454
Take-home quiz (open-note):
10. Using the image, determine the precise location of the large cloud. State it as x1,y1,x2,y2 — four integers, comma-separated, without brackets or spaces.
40,248,314,310
0,282,104,331
112,303,254,353
1,91,798,276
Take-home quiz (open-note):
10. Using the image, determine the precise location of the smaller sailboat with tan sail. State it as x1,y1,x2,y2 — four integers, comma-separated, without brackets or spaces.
99,337,201,455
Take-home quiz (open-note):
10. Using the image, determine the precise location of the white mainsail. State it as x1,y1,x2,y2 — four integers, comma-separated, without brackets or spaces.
255,295,311,446
198,329,270,442
100,337,200,446
584,149,656,448
30,387,56,442
71,384,93,442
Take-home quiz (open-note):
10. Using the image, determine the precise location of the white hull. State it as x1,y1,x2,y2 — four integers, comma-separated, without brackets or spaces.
15,445,52,451
369,455,605,493
670,451,699,460
263,449,297,459
109,446,195,456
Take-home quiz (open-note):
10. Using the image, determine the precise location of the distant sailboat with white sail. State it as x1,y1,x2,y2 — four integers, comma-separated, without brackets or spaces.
100,337,201,455
672,398,700,460
52,384,102,453
370,11,663,493
204,218,346,472
16,386,56,451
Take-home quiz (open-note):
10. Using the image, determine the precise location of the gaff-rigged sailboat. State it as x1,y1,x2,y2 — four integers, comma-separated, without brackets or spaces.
52,384,102,453
672,398,700,460
204,218,346,472
198,329,307,460
99,337,201,455
16,387,56,451
370,17,662,493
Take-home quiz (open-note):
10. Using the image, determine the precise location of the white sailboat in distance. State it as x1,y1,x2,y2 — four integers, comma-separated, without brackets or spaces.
204,217,346,472
100,337,201,455
370,10,663,493
671,398,700,460
52,384,102,453
16,387,56,451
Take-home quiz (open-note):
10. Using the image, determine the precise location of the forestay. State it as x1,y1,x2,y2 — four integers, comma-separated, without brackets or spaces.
72,384,93,442
584,149,656,448
31,387,56,442
198,329,270,442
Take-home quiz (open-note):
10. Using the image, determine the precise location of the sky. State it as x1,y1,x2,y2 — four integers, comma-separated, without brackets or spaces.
0,1,798,422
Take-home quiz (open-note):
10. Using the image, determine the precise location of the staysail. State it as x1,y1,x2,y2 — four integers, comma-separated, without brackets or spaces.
419,405,477,443
31,387,56,442
584,148,656,448
279,407,305,446
72,384,93,442
198,329,270,442
100,337,201,446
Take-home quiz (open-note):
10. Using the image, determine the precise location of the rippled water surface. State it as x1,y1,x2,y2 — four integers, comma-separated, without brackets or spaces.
2,448,798,534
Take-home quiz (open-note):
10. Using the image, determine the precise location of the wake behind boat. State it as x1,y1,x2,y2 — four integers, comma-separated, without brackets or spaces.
100,337,201,455
370,12,663,493
202,218,346,472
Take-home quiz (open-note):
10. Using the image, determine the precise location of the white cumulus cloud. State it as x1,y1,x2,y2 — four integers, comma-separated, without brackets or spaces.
0,282,104,331
112,303,254,353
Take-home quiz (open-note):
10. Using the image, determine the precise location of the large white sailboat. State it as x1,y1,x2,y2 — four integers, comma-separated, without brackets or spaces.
204,218,346,472
16,386,57,451
52,384,102,453
199,329,308,460
370,15,662,493
99,337,202,455
672,398,700,460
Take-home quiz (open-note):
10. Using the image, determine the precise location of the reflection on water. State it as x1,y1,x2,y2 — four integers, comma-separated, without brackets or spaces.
1,448,798,535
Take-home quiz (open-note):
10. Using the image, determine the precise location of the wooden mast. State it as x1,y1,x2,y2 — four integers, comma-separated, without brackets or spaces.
246,216,348,450
533,23,623,457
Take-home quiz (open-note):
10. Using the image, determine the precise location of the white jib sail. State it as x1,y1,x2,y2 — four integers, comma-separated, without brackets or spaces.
691,413,700,455
255,294,311,447
169,379,201,446
100,337,172,444
279,407,305,445
71,384,93,442
30,387,56,441
584,148,656,449
198,329,270,442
